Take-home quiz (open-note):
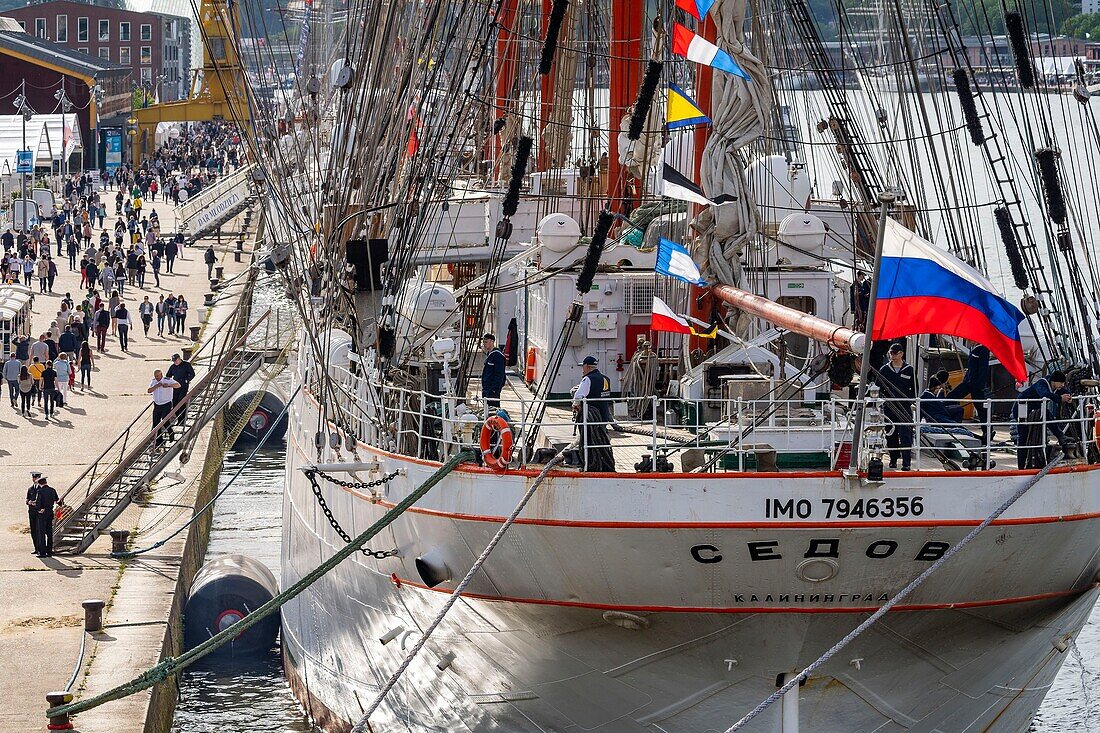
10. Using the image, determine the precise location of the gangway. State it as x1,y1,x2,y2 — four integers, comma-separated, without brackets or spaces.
52,310,272,554
176,163,257,241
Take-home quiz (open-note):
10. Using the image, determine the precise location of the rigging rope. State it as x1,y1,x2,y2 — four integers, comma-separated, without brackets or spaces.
46,450,476,722
352,447,571,730
724,451,1065,732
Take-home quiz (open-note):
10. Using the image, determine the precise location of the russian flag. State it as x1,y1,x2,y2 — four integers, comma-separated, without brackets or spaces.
672,24,751,81
873,219,1027,380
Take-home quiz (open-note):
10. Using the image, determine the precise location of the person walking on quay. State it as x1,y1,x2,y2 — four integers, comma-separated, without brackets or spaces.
205,244,216,280
148,369,180,449
115,301,132,352
4,352,20,407
167,352,195,425
114,260,126,296
47,257,57,292
40,360,57,418
136,252,147,287
58,324,77,356
66,237,78,271
165,293,178,335
36,255,48,293
31,476,58,557
176,296,189,334
108,291,122,335
30,334,49,364
155,295,167,336
17,365,34,415
94,304,111,351
78,341,94,389
54,353,71,406
151,250,162,288
139,296,154,336
165,236,178,273
21,254,33,286
25,471,42,554
27,356,44,405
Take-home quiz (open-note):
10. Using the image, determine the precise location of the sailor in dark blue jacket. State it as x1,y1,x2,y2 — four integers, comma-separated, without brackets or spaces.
480,333,506,409
876,343,916,470
946,344,991,437
1015,370,1071,468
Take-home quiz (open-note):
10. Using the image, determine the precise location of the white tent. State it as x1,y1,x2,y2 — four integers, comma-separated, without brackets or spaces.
0,113,81,171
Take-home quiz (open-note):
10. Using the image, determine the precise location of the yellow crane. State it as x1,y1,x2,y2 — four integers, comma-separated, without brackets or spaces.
130,0,251,163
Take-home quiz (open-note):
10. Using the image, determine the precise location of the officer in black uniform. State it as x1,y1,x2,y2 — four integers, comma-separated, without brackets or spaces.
480,333,506,410
25,471,42,555
572,356,615,472
32,476,59,557
876,343,916,470
1015,370,1071,469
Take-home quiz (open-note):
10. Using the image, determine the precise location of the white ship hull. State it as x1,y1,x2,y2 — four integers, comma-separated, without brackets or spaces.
281,387,1100,732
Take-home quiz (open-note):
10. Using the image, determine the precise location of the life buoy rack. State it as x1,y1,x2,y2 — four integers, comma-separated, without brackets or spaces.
480,415,514,472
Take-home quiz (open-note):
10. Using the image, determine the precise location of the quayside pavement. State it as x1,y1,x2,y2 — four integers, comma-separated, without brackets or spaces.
0,194,251,732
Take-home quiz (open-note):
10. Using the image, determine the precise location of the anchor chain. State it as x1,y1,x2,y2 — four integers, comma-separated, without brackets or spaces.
305,468,401,558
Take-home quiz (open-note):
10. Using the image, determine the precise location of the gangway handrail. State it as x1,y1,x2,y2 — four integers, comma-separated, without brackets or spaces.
57,310,271,506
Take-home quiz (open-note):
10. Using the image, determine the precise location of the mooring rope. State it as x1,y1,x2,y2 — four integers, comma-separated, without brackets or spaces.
46,449,476,721
725,453,1065,732
353,447,571,730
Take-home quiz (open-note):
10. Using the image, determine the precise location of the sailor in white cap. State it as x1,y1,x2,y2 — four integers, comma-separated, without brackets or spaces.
26,472,42,555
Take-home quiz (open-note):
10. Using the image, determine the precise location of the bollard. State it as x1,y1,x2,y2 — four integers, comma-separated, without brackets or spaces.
235,240,244,251
81,599,105,632
215,266,224,280
46,690,74,730
209,279,220,291
109,529,129,554
234,251,242,263
204,292,215,307
189,326,200,341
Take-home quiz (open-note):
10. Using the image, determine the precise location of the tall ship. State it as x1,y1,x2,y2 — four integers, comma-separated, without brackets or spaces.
232,0,1100,727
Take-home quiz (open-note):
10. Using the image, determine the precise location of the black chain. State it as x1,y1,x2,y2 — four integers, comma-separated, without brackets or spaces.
304,468,402,559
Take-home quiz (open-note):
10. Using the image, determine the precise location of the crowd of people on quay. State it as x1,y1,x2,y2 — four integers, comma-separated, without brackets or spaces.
1,122,242,423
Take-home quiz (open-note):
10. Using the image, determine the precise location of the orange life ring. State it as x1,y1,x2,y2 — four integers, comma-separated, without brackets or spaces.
480,415,514,472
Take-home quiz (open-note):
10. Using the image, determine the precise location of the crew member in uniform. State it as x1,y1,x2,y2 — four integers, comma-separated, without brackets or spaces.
480,333,505,410
32,475,58,557
877,343,916,470
1015,370,1071,469
25,471,42,555
945,344,991,437
572,356,615,472
166,353,196,426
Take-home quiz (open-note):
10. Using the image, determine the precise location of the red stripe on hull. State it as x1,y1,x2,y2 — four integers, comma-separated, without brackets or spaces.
364,500,1100,530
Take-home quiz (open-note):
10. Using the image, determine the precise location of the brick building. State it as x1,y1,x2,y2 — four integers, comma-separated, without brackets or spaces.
1,0,190,102
0,22,130,169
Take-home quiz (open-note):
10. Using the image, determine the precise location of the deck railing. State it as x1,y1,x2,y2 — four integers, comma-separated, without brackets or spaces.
308,363,1098,473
